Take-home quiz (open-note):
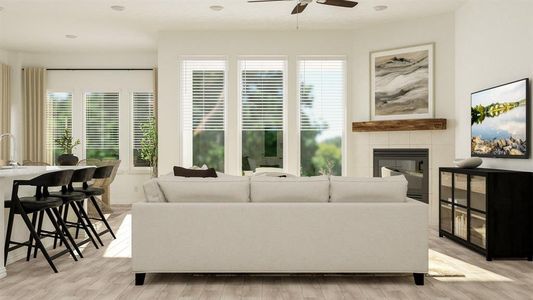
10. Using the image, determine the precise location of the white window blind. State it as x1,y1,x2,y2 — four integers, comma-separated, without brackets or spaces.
85,92,120,159
182,60,226,132
299,59,345,131
132,92,155,152
240,60,286,130
46,92,73,162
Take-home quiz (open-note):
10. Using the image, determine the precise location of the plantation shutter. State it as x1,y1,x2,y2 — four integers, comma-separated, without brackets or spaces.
182,60,226,132
46,92,73,161
299,59,345,131
132,92,155,154
85,92,120,157
240,60,285,131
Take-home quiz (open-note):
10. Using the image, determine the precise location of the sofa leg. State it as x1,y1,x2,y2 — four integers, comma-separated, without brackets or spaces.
135,273,146,286
413,273,424,285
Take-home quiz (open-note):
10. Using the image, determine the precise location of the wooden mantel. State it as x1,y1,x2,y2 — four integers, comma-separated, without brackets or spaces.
352,118,447,132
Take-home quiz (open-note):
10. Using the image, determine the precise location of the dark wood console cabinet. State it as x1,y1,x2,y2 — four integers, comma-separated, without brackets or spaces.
439,167,533,261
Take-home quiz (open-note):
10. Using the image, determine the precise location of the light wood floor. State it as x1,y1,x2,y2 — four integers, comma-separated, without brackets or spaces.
1,206,533,300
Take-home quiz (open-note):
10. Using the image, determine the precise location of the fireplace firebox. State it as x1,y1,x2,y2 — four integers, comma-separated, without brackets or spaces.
373,149,429,203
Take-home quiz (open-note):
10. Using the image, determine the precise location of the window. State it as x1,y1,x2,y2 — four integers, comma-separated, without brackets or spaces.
132,92,155,167
181,60,226,171
85,92,120,160
46,92,73,164
240,59,286,172
299,59,345,176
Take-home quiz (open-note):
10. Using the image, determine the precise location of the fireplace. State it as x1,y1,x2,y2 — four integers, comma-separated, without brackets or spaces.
373,149,429,203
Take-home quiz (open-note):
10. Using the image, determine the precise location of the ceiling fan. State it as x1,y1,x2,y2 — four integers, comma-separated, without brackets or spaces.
248,0,358,15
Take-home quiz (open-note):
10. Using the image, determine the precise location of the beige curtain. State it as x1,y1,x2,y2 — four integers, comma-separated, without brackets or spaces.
0,64,11,162
22,67,47,162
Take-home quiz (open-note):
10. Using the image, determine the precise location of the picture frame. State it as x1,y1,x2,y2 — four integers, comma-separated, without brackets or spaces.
370,43,434,120
471,78,530,159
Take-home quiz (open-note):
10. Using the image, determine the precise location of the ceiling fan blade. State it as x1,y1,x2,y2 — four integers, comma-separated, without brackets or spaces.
317,0,358,8
291,2,308,14
248,0,292,2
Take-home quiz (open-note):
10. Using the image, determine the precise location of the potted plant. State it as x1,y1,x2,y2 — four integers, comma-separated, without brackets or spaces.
140,117,158,177
55,127,81,166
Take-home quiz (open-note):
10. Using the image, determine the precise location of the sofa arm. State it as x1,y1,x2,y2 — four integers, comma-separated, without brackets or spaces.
142,179,166,202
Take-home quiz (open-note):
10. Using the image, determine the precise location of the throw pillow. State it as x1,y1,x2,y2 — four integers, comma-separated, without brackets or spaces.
173,166,218,178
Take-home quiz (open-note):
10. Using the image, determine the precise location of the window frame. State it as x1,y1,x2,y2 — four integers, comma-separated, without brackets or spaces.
130,90,156,172
82,90,121,163
237,56,289,174
179,56,229,171
45,90,75,164
296,56,347,176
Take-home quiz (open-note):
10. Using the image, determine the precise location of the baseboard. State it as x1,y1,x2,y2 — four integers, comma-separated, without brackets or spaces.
0,266,6,279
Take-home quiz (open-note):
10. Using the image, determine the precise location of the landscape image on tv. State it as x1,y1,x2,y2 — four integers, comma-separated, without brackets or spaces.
471,79,529,158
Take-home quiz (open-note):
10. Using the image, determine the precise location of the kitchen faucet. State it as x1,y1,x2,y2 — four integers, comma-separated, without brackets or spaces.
0,133,17,167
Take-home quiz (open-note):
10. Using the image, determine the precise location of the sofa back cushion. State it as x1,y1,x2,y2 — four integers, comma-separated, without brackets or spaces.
330,175,407,202
157,176,250,203
251,176,329,202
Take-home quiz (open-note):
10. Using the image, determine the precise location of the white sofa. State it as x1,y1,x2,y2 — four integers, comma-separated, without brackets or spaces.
132,175,428,285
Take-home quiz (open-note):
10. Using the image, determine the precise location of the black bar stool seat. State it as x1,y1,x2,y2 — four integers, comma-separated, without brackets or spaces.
4,197,63,213
48,191,86,201
72,186,104,196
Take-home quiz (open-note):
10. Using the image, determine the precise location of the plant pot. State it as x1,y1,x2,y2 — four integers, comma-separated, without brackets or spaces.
57,154,79,166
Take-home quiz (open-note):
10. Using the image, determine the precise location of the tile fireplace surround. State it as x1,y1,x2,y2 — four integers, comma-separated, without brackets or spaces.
350,129,455,226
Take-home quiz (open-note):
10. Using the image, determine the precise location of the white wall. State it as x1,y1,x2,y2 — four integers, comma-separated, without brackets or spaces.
455,0,533,171
0,49,8,62
349,13,456,225
12,52,157,203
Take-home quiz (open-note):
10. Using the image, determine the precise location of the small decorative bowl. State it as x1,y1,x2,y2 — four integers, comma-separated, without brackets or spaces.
453,157,482,169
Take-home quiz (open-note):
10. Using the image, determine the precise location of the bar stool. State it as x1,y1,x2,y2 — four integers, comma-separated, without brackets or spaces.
4,170,78,273
46,167,101,253
73,165,116,241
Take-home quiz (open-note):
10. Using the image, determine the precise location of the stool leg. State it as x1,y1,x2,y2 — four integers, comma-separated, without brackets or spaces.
76,201,104,246
70,201,99,249
90,196,116,239
20,210,58,273
33,211,44,259
75,214,81,239
26,212,38,261
59,204,69,247
4,208,15,266
52,207,83,258
54,206,62,249
45,209,77,262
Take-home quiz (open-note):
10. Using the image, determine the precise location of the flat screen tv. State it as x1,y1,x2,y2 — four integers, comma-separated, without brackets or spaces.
471,78,530,158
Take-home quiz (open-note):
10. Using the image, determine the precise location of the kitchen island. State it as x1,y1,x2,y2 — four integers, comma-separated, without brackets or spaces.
0,166,93,279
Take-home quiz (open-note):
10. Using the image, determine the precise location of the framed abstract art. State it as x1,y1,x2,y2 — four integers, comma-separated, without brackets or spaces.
370,43,434,120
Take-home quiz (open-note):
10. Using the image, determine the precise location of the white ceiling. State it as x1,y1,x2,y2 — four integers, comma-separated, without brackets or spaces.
0,0,464,52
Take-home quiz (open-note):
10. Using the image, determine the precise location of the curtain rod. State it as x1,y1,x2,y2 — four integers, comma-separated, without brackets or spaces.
21,68,154,71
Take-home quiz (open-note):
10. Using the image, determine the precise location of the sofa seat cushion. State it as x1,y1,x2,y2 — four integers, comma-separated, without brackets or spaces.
157,176,250,203
251,176,329,202
330,175,408,203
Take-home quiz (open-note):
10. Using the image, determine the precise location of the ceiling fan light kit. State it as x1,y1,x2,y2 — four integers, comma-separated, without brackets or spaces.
248,0,358,15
